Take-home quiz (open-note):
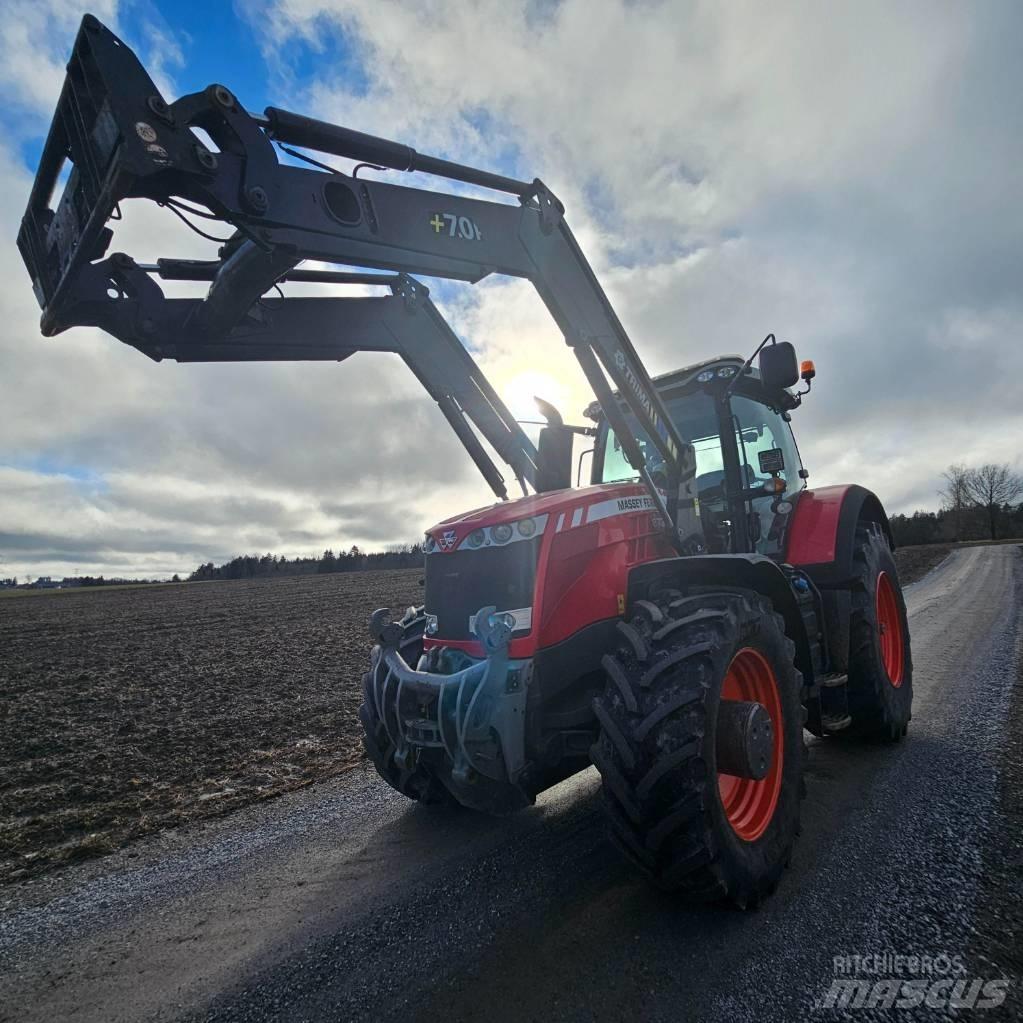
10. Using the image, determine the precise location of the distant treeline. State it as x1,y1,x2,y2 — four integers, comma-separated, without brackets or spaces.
889,504,1023,547
188,543,424,582
1,575,171,589
891,463,1023,546
74,575,169,587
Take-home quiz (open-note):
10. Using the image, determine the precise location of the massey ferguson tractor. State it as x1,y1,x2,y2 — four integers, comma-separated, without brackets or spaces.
20,16,912,906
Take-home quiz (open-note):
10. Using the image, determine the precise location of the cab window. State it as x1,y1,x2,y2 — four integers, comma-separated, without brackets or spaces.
596,388,804,558
729,394,804,556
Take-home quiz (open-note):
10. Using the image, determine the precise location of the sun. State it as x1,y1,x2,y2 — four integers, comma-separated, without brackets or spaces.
501,369,565,422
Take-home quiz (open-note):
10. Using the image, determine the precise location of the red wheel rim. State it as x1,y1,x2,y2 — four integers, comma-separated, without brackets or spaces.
876,571,904,686
718,648,784,842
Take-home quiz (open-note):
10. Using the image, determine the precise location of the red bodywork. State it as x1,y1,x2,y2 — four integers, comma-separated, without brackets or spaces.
424,482,674,659
783,485,853,566
424,482,858,661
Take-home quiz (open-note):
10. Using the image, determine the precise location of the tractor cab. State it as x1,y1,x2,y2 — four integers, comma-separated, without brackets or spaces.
589,353,811,559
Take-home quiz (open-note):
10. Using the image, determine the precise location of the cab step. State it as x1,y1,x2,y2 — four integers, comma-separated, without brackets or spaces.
818,672,849,688
818,672,852,732
821,713,853,732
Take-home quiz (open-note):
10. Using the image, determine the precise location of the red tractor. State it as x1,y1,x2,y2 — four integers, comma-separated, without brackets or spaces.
20,17,912,906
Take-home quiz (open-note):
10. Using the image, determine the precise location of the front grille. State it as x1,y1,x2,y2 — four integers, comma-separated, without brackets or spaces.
425,538,541,641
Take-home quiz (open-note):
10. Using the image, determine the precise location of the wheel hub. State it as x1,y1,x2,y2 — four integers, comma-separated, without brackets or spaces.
875,571,905,686
716,699,773,780
717,647,785,842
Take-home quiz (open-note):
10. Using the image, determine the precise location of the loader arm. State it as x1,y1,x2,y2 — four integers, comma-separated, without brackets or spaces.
65,257,538,501
17,14,699,548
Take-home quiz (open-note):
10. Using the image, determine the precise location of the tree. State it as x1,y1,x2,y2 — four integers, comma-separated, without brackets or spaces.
939,463,971,541
964,463,1023,540
890,510,942,547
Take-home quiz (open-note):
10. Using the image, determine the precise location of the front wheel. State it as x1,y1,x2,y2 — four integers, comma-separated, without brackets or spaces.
591,590,805,907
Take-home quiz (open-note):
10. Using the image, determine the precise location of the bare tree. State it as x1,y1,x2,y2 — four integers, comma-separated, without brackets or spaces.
939,464,971,541
963,463,1023,540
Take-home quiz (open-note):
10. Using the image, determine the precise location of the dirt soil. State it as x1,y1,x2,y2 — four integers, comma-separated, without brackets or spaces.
0,570,421,884
893,543,955,585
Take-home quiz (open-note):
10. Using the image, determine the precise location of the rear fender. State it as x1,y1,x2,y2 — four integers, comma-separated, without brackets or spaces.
626,555,814,682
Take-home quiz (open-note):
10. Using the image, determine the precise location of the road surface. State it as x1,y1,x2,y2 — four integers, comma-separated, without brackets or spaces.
2,545,1020,1021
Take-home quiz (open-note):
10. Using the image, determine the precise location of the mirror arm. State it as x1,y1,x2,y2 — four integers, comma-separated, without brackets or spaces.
724,333,775,401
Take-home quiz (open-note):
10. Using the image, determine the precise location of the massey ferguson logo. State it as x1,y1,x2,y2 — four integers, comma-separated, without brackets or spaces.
439,529,457,551
616,496,655,512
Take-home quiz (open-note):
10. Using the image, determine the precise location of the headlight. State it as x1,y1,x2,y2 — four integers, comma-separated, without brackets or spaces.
717,366,737,378
491,523,513,544
425,614,439,635
467,528,485,548
423,534,436,553
696,369,715,382
516,517,537,538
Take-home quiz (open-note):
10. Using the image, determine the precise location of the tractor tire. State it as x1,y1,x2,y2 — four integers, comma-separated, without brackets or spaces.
591,590,805,907
359,606,455,806
843,523,913,740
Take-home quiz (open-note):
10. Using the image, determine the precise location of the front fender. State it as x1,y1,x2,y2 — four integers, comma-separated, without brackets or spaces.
626,554,814,682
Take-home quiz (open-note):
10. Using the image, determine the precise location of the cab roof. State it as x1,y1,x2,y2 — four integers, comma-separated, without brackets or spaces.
584,354,753,421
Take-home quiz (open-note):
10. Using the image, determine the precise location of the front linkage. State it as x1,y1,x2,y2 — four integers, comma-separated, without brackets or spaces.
367,606,532,812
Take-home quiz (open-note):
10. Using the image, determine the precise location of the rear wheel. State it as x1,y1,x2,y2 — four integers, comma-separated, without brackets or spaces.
844,524,913,740
591,590,805,907
359,606,455,805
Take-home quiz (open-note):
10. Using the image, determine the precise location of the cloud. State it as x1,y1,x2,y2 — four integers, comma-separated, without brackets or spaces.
0,1,120,117
2,1,1022,578
244,0,1022,515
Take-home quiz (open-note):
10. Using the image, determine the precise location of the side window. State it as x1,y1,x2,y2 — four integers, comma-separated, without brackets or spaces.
600,429,640,483
731,396,804,557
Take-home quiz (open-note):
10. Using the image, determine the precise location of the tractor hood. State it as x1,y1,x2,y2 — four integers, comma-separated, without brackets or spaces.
425,481,656,553
422,479,674,653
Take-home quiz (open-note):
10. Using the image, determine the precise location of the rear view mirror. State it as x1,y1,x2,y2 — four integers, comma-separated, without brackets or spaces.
536,426,573,492
534,396,573,492
759,341,800,390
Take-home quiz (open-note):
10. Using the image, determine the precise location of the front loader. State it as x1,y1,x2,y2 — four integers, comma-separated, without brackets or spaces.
19,15,912,906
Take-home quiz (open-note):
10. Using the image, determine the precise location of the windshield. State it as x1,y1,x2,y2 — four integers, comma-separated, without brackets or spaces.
596,388,804,557
598,390,721,485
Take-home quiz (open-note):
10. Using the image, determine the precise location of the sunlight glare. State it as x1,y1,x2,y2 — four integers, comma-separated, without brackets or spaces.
501,370,567,422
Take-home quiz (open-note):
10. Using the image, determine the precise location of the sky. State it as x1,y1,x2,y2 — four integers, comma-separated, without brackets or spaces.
1,0,1021,580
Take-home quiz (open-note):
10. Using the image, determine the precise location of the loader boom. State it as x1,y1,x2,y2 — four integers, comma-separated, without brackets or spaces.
18,14,699,547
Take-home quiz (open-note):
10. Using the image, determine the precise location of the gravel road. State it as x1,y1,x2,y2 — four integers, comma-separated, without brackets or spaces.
2,545,1020,1022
